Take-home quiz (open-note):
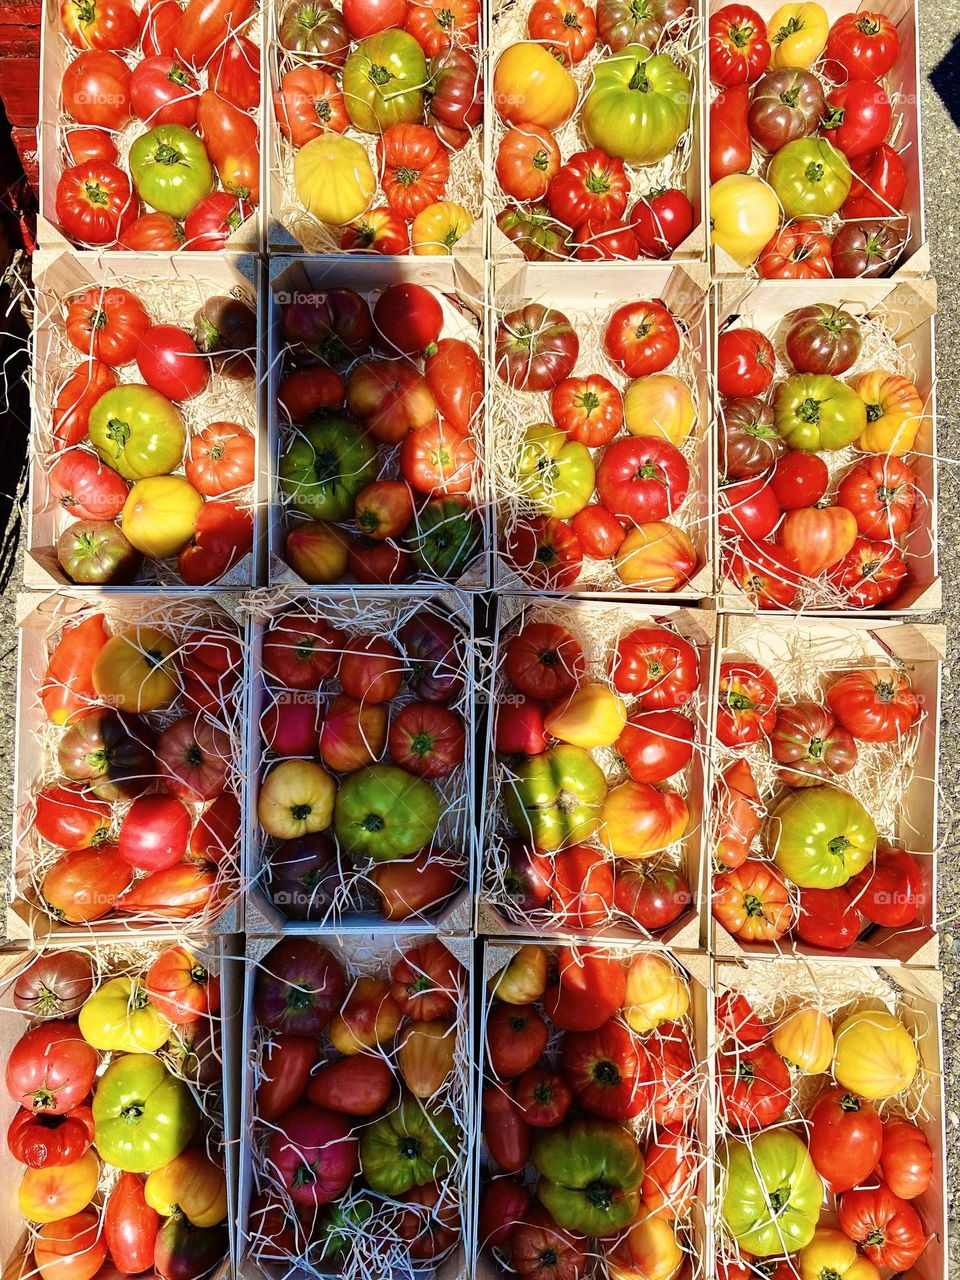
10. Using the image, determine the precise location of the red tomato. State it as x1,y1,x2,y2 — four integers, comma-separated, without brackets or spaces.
391,941,464,1021
826,11,900,81
257,1035,317,1121
157,715,230,801
53,360,118,449
275,66,347,145
189,791,241,864
514,1068,573,1128
712,861,793,943
114,861,217,918
61,50,131,127
502,516,583,590
48,451,128,521
478,1178,532,1250
726,539,802,610
838,1183,926,1271
262,614,345,689
400,419,475,495
878,1118,933,1200
495,697,548,758
340,206,411,255
178,500,254,586
374,284,443,356
847,847,922,927
548,148,629,230
709,3,770,85
808,1085,883,1193
570,505,625,559
712,759,763,870
354,480,415,540
717,327,775,397
65,286,149,367
613,864,691,933
716,661,778,747
560,1019,652,1119
527,0,594,64
104,1172,160,1274
139,0,181,55
61,0,138,48
572,218,640,260
495,127,561,202
826,667,919,743
544,946,625,1032
342,0,408,37
828,538,908,608
119,793,192,872
551,374,623,445
349,536,410,583
119,211,184,250
183,191,252,250
794,886,862,950
482,1084,531,1173
5,1022,99,1114
136,324,209,399
596,437,690,523
716,991,767,1045
842,144,907,220
642,1126,697,1219
837,454,917,540
718,1044,790,1132
40,613,109,727
757,220,833,278
56,162,137,246
173,0,256,68
406,0,478,54
609,625,698,708
64,128,117,165
347,358,438,444
710,83,751,184
646,1021,696,1126
615,709,694,783
630,188,695,258
339,634,403,703
424,338,483,433
388,702,465,778
278,366,345,423
822,80,892,161
34,784,110,850
146,945,220,1022
379,123,451,216
185,422,255,496
718,476,780,541
511,1206,587,1279
770,450,829,509
604,299,680,377
504,622,584,701
8,1104,94,1168
547,845,614,929
130,55,200,126
207,33,260,110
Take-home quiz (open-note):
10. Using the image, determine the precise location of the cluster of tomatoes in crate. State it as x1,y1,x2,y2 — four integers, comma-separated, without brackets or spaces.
29,608,242,925
491,1,696,262
716,987,932,1276
495,297,701,592
479,944,701,1279
49,285,256,587
718,306,924,610
55,0,259,248
256,603,469,923
709,3,909,275
277,282,485,585
249,936,467,1265
493,617,700,935
711,656,925,951
6,945,228,1280
273,0,481,252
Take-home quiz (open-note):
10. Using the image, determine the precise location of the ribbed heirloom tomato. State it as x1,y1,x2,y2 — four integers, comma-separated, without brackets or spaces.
716,660,778,746
495,127,561,202
604,300,679,377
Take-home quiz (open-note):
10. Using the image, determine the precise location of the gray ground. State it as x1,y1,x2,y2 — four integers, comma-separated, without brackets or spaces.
0,1,958,1253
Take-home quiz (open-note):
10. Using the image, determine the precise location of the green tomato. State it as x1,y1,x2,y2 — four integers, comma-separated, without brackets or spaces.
773,374,868,451
128,125,215,217
278,411,377,520
342,31,427,134
334,763,441,861
722,1131,823,1256
519,428,595,519
404,495,483,580
359,1098,460,1196
767,138,852,219
765,783,877,888
582,44,692,166
317,1198,374,1259
93,1054,200,1174
505,744,608,852
532,1119,644,1239
88,384,186,481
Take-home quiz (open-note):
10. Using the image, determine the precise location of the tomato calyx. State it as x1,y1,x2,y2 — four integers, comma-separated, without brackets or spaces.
584,1178,614,1209
584,169,613,196
540,1248,559,1267
796,397,822,425
773,15,803,44
725,19,756,51
743,892,765,918
435,7,455,29
821,105,846,130
291,802,313,821
368,62,394,87
28,983,63,1018
724,690,760,713
865,401,883,422
838,1091,863,1112
104,416,132,456
120,1101,146,1123
804,161,825,184
592,1059,622,1086
30,1087,59,1111
768,1184,791,1212
82,178,111,207
827,835,852,859
399,1134,424,1160
293,1160,318,1187
857,15,883,35
627,61,651,94
285,983,315,1012
153,142,188,168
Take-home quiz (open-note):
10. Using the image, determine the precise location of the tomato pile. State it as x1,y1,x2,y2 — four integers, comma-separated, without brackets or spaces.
248,935,467,1265
54,0,259,248
711,650,927,953
717,304,926,610
255,600,470,923
44,281,257,587
709,2,910,274
491,6,697,261
495,293,703,593
275,278,485,585
716,977,933,1276
271,0,481,253
491,610,701,936
479,943,702,1277
23,604,243,926
5,943,228,1280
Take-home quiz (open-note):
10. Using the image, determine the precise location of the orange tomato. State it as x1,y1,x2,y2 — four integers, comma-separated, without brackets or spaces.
19,1150,100,1223
411,200,474,254
615,522,697,591
493,41,578,128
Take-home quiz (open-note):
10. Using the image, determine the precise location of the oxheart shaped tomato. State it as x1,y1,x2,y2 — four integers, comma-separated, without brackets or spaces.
544,947,625,1032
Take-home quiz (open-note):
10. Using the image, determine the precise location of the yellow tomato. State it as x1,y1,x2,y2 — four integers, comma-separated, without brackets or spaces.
412,200,473,254
489,945,548,1005
257,759,336,839
767,3,829,68
545,684,627,748
122,475,204,559
19,1150,100,1224
493,42,578,128
773,1008,834,1074
330,977,402,1054
294,133,376,225
833,1010,918,1100
92,626,178,712
799,1229,881,1280
600,780,689,859
622,953,689,1033
855,372,924,455
519,422,565,475
146,1148,228,1227
615,522,697,591
624,375,696,445
711,174,780,267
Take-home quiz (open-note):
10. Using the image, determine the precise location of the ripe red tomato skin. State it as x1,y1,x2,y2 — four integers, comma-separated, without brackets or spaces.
718,477,781,541
208,33,261,110
842,143,907,220
513,1067,573,1128
646,1022,696,1126
137,324,209,399
66,286,150,367
808,1085,883,1193
758,220,833,279
726,538,802,610
771,450,829,509
34,784,111,850
179,500,254,586
551,373,623,446
61,0,139,49
604,300,680,377
794,886,862,950
829,537,908,608
837,454,917,540
185,422,255,496
129,55,200,127
485,1002,548,1079
5,1021,99,1114
572,218,639,261
709,3,770,86
482,1084,531,1173
502,516,583,591
630,189,694,258
718,1044,791,1131
822,80,893,161
104,1172,161,1273
717,327,775,397
710,84,752,183
826,11,900,81
616,709,694,783
374,284,443,356
424,338,483,433
278,366,345,423
504,622,584,702
62,49,132,127
56,162,137,245
118,793,193,872
48,451,129,521
609,626,699,708
65,128,117,165
342,0,408,38
837,1182,926,1271
183,191,252,250
140,0,181,55
826,667,919,743
715,661,778,748
547,845,613,929
559,1019,652,1120
495,698,548,757
878,1117,933,1200
478,1177,532,1250
119,211,185,250
847,847,922,927
547,148,630,230
613,865,691,932
716,991,767,1045
596,436,690,524
571,504,625,558
544,948,625,1033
